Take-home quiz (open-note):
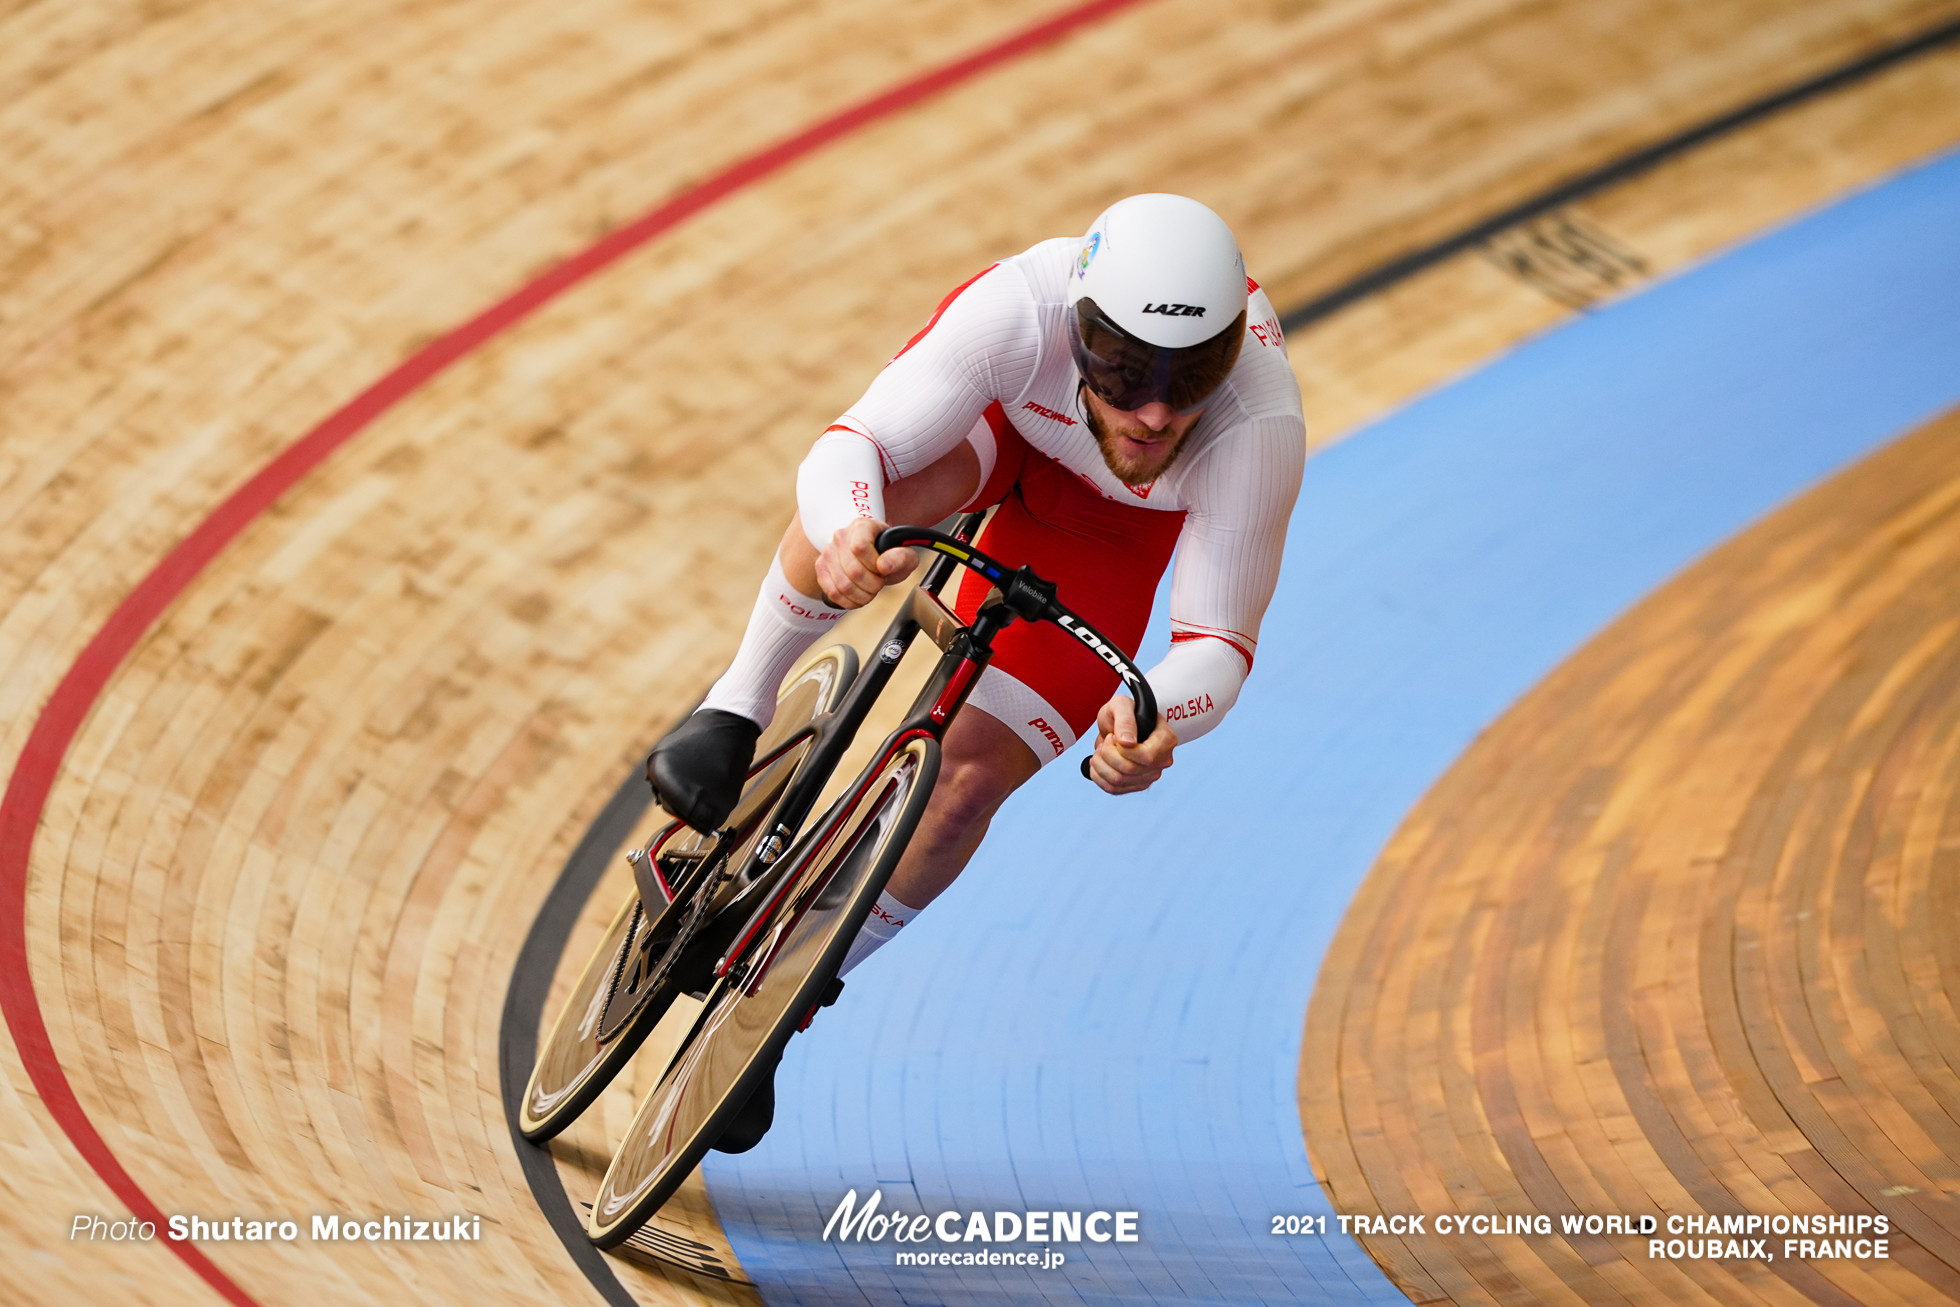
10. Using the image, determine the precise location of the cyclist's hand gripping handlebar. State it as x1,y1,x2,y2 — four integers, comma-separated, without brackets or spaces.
875,526,1159,779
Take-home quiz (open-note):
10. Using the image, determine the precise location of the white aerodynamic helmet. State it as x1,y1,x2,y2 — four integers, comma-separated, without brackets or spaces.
1066,193,1249,413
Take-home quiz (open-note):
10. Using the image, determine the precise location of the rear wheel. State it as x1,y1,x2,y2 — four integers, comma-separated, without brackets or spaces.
517,646,856,1142
586,735,939,1247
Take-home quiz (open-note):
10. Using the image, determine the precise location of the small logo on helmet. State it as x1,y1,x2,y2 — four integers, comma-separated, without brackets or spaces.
1142,303,1205,317
1077,232,1101,278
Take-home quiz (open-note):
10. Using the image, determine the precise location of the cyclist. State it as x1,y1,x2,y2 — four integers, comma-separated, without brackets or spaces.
648,194,1305,1145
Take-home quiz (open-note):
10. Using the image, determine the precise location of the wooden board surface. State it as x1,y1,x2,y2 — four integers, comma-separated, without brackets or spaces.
4,0,1960,1303
1300,406,1960,1305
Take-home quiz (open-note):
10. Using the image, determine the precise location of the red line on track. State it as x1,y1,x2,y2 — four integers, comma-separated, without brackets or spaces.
0,1,1150,1301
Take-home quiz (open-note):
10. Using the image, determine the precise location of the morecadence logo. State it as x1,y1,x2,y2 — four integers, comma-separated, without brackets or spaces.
822,1188,1138,1270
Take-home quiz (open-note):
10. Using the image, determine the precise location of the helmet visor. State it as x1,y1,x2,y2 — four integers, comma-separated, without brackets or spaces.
1068,297,1246,414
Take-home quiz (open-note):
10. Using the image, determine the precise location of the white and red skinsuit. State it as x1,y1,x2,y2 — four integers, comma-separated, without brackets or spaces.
797,237,1306,762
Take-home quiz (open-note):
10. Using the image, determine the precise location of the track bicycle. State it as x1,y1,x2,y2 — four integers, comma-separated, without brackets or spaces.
517,520,1000,1145
517,514,1159,1249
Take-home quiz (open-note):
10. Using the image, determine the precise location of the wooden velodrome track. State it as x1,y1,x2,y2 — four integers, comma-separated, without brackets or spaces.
1302,407,1960,1307
5,1,1960,1304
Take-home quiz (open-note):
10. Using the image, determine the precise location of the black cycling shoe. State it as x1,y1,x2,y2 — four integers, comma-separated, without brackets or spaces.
711,1047,781,1155
709,978,842,1154
646,709,761,833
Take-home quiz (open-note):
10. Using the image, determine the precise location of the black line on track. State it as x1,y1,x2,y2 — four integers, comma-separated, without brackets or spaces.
1279,14,1960,332
500,15,1960,1306
499,766,653,1307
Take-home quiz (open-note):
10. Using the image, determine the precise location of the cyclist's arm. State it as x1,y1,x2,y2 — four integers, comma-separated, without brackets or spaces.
1146,411,1305,743
797,264,1039,548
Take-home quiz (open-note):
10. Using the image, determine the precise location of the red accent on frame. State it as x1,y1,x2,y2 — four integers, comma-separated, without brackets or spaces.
931,658,983,723
643,823,690,903
737,729,932,994
717,747,889,977
0,3,1156,1302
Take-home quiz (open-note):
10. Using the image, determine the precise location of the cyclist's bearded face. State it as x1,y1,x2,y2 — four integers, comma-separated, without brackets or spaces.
1080,386,1204,485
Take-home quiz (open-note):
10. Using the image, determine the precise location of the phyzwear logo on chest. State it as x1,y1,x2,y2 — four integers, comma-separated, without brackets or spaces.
1021,401,1076,427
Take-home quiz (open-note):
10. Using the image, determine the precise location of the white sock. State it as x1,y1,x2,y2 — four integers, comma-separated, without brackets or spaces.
700,554,843,729
838,890,918,977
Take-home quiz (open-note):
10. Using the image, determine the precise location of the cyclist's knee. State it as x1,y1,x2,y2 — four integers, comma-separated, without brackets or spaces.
777,515,823,596
932,753,1014,833
933,711,1037,826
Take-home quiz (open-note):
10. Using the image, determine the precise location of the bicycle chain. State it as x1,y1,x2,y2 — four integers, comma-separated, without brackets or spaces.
595,896,644,1039
650,851,735,990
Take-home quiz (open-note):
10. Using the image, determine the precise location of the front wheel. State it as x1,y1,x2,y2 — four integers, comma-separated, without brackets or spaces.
586,735,939,1247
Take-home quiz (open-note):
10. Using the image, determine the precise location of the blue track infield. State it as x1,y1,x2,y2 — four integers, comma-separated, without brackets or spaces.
704,145,1960,1306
